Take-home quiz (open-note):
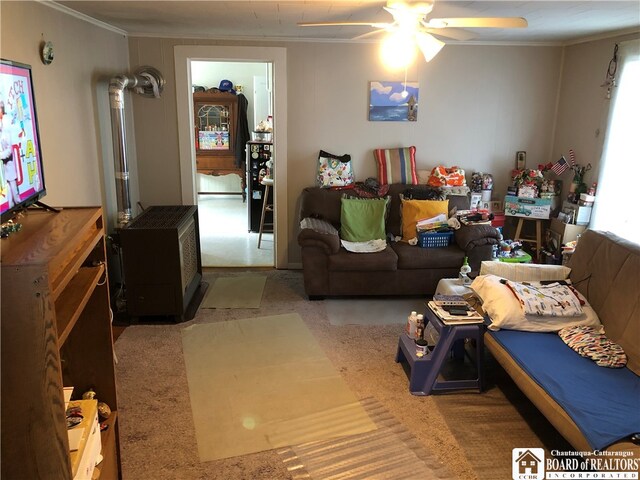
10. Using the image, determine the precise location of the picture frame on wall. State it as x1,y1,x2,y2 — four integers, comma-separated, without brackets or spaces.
369,81,419,121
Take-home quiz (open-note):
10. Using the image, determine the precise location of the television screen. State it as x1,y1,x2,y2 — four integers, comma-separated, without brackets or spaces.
0,59,46,223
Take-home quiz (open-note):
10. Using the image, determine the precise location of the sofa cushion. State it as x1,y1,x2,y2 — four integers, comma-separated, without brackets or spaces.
400,198,449,241
488,329,640,450
391,242,464,270
340,196,389,242
328,246,398,272
373,146,418,185
567,229,640,376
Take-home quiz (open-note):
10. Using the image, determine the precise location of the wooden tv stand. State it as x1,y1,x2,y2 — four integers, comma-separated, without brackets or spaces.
1,207,121,479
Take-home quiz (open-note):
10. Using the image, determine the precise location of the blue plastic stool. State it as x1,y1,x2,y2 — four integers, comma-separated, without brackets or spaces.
395,307,485,395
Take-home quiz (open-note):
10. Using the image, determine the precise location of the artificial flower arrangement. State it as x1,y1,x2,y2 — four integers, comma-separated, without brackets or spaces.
511,163,553,198
570,163,592,188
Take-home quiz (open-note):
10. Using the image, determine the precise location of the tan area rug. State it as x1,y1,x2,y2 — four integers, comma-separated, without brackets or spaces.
325,298,428,326
181,313,376,461
200,274,266,308
279,397,456,480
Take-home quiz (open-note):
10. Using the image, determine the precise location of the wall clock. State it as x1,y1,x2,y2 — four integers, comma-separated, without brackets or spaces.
40,41,54,65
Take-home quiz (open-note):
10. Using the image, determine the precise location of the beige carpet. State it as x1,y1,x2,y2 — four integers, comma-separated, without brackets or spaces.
114,269,570,479
325,298,428,326
200,274,266,308
181,313,376,461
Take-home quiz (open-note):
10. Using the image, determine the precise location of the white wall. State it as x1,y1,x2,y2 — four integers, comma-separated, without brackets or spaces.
0,1,132,231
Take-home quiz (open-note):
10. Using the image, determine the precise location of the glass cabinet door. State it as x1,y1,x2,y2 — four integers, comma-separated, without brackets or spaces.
197,104,230,150
193,93,237,156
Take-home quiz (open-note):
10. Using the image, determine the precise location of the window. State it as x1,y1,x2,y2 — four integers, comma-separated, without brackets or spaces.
590,40,640,243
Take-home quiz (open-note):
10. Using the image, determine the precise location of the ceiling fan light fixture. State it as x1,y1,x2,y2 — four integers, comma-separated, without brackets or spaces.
416,32,445,62
380,31,417,70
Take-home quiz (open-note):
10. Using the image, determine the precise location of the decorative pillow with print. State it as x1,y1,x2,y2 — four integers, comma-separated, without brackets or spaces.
506,281,583,317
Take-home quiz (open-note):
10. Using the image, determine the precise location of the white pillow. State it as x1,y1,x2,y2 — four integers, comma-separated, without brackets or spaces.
479,261,571,282
471,274,602,333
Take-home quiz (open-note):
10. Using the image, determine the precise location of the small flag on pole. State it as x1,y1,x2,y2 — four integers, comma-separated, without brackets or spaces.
568,149,576,167
551,156,569,175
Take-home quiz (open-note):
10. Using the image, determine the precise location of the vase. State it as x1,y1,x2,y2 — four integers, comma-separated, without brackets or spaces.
482,173,494,190
471,172,483,193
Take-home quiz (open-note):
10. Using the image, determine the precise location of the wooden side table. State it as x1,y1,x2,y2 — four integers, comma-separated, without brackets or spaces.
513,217,545,261
395,306,485,396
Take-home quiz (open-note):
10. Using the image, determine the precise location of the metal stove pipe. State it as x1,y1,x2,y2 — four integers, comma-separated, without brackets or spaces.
109,66,164,228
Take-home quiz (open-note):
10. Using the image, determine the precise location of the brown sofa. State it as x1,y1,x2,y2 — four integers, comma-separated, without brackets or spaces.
485,229,640,453
297,184,501,299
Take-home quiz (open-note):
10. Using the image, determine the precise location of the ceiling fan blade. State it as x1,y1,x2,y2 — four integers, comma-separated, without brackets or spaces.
298,21,390,28
352,29,388,40
415,32,445,62
423,27,475,42
427,17,528,29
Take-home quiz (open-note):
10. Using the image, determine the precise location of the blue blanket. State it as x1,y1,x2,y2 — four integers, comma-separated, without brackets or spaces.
489,329,640,450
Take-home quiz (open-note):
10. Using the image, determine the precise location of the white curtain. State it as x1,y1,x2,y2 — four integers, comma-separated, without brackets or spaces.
590,39,640,243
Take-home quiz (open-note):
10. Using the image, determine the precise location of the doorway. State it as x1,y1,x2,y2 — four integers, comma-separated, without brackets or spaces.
174,45,288,269
191,60,273,267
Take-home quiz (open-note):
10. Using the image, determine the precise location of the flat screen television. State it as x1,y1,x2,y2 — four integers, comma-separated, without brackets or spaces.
0,59,46,223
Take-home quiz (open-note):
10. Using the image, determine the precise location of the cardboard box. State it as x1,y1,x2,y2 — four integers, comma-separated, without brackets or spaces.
550,218,586,245
504,196,552,219
67,400,101,480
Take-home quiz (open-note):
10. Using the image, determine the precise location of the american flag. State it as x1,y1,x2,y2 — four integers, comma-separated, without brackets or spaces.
551,156,569,175
568,149,576,167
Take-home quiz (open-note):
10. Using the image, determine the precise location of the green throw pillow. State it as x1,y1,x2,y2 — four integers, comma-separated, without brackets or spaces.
340,196,389,242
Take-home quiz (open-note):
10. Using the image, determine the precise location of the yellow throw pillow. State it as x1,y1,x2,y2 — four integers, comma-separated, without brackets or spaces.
401,198,449,241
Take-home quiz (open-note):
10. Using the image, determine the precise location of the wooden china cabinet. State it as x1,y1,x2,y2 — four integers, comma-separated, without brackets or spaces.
193,91,245,198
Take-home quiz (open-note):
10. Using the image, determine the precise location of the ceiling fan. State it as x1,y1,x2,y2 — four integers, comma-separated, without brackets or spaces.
299,1,527,65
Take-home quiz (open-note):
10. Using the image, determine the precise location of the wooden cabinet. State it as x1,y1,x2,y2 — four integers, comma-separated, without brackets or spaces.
1,207,120,479
194,92,245,196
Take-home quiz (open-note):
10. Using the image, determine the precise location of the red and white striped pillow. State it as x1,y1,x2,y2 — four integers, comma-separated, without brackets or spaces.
373,146,418,185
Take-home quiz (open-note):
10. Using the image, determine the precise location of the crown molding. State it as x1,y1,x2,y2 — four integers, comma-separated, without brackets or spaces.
562,27,640,46
43,1,128,36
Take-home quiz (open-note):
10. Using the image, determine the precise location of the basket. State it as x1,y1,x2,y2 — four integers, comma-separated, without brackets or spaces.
418,231,454,248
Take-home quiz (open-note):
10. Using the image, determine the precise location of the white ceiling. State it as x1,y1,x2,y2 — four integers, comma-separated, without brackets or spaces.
55,0,640,44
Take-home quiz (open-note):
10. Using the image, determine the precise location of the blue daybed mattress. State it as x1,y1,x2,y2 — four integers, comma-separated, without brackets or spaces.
488,329,640,450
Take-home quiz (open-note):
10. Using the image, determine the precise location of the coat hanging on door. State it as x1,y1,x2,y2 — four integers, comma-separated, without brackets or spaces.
235,93,250,168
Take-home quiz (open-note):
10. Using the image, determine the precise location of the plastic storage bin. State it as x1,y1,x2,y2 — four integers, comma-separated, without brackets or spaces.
418,231,453,248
